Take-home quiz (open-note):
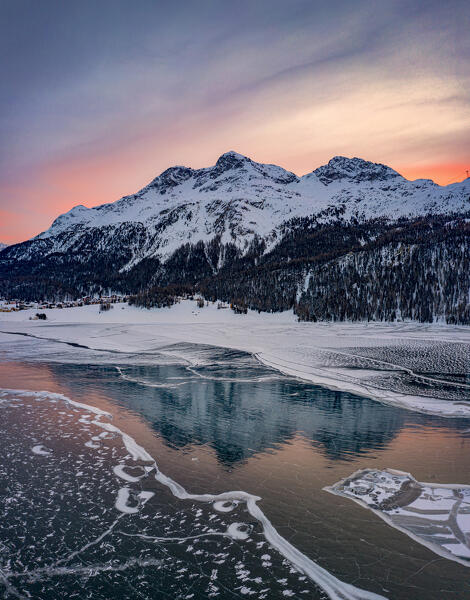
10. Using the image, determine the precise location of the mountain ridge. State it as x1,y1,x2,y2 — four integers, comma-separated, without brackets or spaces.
41,151,469,239
27,151,470,264
1,151,469,324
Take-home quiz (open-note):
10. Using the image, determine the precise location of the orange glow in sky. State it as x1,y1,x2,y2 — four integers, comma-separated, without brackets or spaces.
1,151,469,246
397,163,470,186
1,1,469,245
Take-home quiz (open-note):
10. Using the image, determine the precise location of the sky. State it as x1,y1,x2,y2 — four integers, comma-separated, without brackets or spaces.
1,0,469,244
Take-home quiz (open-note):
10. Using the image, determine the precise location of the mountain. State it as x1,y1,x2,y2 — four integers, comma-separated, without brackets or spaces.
0,243,8,252
13,152,470,264
1,151,469,323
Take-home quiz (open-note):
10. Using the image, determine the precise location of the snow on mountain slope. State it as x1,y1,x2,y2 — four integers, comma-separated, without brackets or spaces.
18,151,470,268
300,156,470,222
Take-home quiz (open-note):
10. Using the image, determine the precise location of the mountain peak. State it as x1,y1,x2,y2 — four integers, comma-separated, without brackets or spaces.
218,150,248,160
314,156,401,185
212,151,298,185
146,165,194,192
214,150,250,172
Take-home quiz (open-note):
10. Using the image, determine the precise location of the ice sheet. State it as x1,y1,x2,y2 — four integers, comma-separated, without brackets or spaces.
0,387,386,600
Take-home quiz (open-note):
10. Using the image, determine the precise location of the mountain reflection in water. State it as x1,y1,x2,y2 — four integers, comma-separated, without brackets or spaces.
34,343,459,466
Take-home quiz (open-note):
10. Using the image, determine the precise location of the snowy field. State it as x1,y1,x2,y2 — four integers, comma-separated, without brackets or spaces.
1,300,469,418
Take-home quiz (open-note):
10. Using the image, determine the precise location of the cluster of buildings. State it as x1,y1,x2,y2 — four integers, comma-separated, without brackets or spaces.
0,295,128,313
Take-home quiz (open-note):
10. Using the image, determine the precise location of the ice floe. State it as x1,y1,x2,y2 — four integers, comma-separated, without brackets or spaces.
325,468,470,566
31,444,52,456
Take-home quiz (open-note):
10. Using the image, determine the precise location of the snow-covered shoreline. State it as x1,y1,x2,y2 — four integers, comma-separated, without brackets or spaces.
1,300,469,418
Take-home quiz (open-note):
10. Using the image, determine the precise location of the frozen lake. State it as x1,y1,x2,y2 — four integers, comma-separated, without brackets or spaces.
0,335,469,599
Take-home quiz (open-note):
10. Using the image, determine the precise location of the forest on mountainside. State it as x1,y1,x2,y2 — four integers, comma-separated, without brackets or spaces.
1,213,469,324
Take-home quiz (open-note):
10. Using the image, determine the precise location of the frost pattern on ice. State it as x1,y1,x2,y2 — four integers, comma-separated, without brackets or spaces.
0,388,387,600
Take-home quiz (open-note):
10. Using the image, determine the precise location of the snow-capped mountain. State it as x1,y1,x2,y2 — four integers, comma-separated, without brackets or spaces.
24,151,469,268
1,151,469,323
